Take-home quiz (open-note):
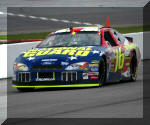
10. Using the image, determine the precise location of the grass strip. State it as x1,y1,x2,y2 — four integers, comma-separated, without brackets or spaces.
0,35,7,40
1,25,150,41
115,26,143,34
7,32,49,40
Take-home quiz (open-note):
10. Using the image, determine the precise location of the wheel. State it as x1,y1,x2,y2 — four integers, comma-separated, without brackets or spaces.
17,88,35,92
130,52,138,81
99,57,107,86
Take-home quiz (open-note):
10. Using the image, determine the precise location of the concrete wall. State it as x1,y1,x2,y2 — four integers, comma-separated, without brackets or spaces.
143,32,149,59
0,42,40,79
0,32,147,78
0,44,7,78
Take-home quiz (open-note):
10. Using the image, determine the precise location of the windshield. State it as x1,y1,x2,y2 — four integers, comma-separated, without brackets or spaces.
38,31,101,48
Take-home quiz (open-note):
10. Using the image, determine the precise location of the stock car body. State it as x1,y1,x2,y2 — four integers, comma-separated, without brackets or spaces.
12,26,141,91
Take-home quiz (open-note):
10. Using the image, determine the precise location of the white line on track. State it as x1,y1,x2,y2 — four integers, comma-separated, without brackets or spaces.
0,11,100,27
50,18,59,21
39,17,49,20
95,24,103,27
28,15,37,19
83,22,93,25
0,11,5,15
17,14,26,17
72,21,82,24
60,20,70,23
7,13,15,16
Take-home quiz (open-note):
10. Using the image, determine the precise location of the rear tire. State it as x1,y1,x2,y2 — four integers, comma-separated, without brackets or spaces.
17,88,35,92
99,57,107,86
130,52,138,81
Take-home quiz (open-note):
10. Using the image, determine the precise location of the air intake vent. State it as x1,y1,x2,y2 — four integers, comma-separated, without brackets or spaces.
62,72,77,81
18,72,30,82
38,72,54,79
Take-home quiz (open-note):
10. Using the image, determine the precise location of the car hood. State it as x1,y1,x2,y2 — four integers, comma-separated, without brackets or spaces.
16,46,106,66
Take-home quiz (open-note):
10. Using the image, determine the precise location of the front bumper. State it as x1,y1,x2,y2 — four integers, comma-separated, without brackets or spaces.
12,71,100,88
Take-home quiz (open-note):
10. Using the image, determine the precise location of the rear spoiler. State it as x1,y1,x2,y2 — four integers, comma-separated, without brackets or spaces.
125,36,133,43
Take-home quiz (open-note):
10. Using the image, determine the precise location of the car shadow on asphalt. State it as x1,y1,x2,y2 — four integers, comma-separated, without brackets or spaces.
9,79,140,94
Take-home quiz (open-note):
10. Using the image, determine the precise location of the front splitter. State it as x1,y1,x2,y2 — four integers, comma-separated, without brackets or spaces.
12,83,100,88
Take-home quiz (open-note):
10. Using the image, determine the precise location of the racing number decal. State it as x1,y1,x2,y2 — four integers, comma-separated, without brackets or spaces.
115,47,124,72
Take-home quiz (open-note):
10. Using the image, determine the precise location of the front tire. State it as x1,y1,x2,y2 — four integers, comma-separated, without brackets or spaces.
99,57,107,86
17,88,35,92
130,52,138,81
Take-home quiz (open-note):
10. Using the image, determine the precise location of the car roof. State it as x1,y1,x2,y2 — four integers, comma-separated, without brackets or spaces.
54,26,105,34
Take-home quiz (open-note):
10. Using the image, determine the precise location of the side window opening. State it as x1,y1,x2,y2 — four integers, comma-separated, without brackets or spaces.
111,29,125,44
104,31,117,46
114,31,117,35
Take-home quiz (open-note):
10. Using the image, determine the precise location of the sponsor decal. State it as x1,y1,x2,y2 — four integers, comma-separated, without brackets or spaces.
110,63,115,72
36,78,55,81
65,65,78,70
91,60,99,64
89,64,99,67
65,62,88,70
41,62,52,65
90,67,99,72
80,67,89,71
65,65,88,71
61,62,69,65
82,73,89,80
23,47,92,57
89,72,99,80
41,59,58,65
41,59,58,62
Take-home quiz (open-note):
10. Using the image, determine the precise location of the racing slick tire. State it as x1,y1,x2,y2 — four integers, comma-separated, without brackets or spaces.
130,51,138,81
17,87,35,92
99,57,107,87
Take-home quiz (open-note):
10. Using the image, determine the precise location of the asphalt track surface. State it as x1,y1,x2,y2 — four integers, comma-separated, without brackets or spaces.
6,7,143,34
0,61,141,121
0,0,147,124
0,0,148,34
0,0,148,7
0,1,147,33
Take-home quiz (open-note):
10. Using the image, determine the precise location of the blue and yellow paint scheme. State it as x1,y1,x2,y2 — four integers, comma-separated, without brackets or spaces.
12,26,141,89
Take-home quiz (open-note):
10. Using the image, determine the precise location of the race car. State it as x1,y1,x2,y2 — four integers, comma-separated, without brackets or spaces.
12,24,141,91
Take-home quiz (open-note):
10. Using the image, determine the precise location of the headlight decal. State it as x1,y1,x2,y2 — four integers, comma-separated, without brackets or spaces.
65,62,88,70
13,63,28,71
